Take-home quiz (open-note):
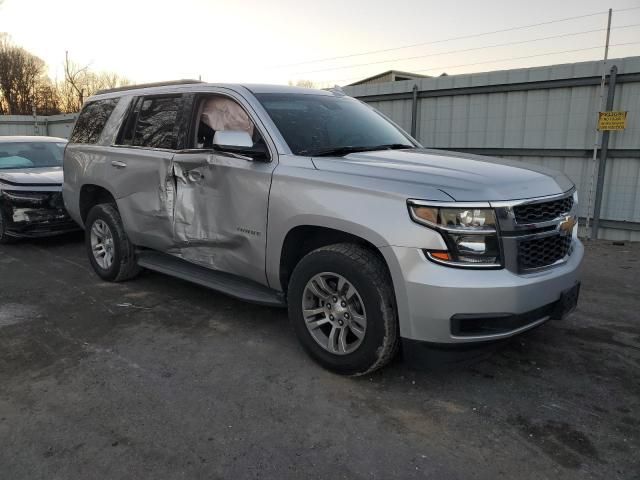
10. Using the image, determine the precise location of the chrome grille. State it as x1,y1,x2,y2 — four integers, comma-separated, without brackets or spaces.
518,235,572,270
513,196,573,224
489,190,577,273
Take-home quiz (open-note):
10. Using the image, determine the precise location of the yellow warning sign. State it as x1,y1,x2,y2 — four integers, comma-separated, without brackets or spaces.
598,111,627,131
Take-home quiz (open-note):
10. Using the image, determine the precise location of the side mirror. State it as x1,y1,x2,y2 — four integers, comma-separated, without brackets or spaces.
212,130,270,161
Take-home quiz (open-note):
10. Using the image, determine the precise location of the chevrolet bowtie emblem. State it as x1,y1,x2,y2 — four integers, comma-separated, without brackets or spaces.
559,216,577,235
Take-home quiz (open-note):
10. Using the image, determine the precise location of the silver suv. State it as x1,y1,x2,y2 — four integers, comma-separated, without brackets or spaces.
63,81,583,375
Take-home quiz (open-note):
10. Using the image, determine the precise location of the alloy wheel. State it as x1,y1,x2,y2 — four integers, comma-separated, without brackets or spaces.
302,272,367,355
90,219,115,270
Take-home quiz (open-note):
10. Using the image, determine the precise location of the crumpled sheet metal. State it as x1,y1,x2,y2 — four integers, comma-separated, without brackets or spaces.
161,153,270,285
11,207,68,223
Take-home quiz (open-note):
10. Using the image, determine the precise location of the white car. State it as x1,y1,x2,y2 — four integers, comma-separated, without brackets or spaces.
0,136,79,243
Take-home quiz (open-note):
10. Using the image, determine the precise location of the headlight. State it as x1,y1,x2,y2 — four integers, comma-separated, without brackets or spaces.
408,202,502,268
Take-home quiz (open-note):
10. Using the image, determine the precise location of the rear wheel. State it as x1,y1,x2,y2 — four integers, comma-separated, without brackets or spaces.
85,203,141,282
288,243,399,376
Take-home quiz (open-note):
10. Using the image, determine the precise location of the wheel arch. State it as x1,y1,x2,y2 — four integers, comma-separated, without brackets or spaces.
79,184,117,225
277,223,391,294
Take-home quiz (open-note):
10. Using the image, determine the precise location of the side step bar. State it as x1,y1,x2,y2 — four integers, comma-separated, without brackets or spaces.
137,251,286,308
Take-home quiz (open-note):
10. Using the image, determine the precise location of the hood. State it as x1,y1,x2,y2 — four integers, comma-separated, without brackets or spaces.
311,148,574,201
0,167,63,187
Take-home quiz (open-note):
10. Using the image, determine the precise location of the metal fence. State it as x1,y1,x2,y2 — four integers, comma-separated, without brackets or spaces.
344,56,640,241
1,57,639,240
0,113,77,139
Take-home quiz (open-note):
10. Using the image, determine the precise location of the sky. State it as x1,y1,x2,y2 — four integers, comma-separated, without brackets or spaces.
0,0,639,87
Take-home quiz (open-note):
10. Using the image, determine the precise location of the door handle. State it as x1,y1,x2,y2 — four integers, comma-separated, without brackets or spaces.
111,160,127,168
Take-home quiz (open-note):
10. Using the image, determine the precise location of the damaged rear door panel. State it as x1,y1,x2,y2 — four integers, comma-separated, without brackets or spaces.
109,146,177,251
110,94,187,251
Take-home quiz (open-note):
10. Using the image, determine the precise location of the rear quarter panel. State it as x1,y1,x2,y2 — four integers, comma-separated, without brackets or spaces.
62,95,133,228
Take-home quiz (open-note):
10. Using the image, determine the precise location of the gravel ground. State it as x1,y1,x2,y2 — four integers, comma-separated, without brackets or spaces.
0,234,638,479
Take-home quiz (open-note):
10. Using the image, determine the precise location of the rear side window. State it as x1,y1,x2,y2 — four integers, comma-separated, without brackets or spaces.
69,98,119,144
117,97,142,146
131,96,183,149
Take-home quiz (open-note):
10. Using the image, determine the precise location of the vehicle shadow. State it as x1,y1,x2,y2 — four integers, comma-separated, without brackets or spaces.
7,230,84,247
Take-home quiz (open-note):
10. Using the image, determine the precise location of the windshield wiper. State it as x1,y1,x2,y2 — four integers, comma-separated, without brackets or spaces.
304,144,415,157
376,143,416,150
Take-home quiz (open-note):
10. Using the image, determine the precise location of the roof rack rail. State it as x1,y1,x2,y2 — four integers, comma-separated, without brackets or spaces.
95,79,204,96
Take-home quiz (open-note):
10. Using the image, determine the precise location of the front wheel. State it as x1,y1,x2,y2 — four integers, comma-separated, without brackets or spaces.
85,203,141,282
288,243,399,376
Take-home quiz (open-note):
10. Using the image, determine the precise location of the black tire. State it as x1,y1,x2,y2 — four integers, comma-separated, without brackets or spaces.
0,208,16,244
85,203,141,282
288,243,399,376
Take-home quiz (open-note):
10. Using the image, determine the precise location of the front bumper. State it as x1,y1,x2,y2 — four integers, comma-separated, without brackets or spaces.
381,239,583,344
1,190,80,238
6,211,79,238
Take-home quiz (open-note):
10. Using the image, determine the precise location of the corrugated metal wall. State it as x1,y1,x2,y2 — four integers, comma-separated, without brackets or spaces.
0,114,77,139
2,58,638,240
344,56,640,241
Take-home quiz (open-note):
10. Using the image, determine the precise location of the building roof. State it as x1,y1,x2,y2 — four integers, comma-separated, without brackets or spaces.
347,70,430,86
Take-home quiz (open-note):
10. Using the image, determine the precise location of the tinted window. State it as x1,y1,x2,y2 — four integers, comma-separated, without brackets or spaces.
255,93,412,155
0,141,66,170
117,97,142,146
132,96,182,149
70,98,119,144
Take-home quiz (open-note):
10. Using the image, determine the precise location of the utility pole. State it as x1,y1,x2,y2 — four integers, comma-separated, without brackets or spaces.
32,104,39,135
32,77,39,135
584,8,612,239
590,65,618,239
410,84,419,138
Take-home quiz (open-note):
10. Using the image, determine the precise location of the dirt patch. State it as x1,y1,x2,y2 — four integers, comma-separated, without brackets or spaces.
508,415,601,469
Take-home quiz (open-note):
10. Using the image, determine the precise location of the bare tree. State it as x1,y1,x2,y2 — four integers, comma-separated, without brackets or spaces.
0,38,130,115
59,52,130,112
61,51,90,112
34,79,61,115
0,34,48,115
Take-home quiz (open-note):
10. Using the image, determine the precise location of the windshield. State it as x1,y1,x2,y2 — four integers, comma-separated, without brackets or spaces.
255,93,414,156
0,141,66,170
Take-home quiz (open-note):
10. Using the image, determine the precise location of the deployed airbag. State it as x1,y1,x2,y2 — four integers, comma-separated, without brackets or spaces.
200,97,254,137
